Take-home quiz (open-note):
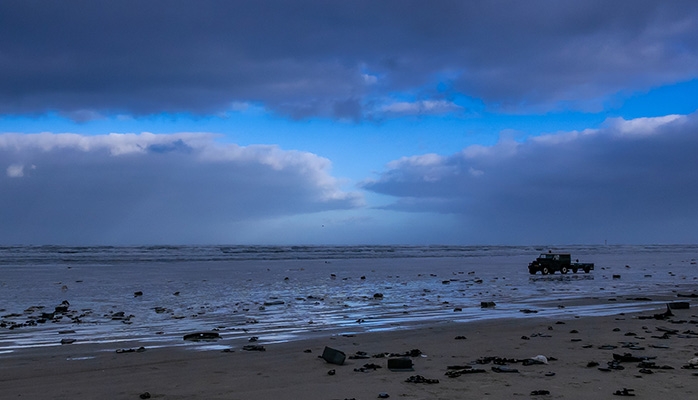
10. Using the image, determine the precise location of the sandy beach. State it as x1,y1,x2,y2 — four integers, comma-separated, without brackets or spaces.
2,296,697,400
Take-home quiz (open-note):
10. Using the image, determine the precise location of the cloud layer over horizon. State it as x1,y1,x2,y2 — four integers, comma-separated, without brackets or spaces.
363,112,698,244
2,111,696,244
1,133,361,244
2,0,697,120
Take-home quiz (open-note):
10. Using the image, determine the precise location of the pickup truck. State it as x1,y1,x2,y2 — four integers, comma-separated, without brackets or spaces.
528,252,594,275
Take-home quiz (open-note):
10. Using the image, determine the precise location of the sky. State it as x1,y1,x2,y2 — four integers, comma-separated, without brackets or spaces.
1,0,698,246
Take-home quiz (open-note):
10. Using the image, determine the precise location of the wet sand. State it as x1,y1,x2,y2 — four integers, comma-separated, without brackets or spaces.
1,299,697,399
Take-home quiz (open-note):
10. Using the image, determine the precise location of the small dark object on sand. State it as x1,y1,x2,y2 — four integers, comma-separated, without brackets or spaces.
668,301,690,310
531,390,550,395
139,392,151,399
445,368,487,377
378,393,390,399
587,361,599,367
134,291,143,297
454,335,467,340
405,375,439,384
60,338,76,345
613,388,635,396
639,305,674,320
116,346,146,353
327,369,335,375
321,346,346,365
242,344,266,351
387,358,413,371
481,301,496,308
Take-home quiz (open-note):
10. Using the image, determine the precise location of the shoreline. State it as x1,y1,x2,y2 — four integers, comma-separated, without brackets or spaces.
1,298,697,399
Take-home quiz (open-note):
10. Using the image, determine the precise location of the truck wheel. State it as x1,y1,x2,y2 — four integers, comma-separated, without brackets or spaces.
542,267,549,275
583,267,590,273
561,267,568,274
529,269,536,275
572,268,578,273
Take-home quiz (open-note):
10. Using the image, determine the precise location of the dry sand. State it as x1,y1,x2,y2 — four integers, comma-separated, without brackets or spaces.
1,300,698,399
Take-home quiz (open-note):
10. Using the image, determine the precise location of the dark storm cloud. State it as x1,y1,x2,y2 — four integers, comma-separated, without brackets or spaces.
1,0,697,119
362,113,698,244
0,133,362,244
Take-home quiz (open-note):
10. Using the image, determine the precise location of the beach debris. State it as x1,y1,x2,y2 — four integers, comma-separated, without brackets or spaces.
668,301,690,309
445,366,487,377
116,346,146,353
587,361,599,367
372,349,422,358
613,353,655,363
242,344,266,351
54,300,70,313
387,358,413,371
531,390,550,395
613,274,621,279
523,355,548,365
405,375,439,384
682,357,698,369
454,335,467,340
637,360,674,370
248,336,259,342
373,293,384,299
133,291,143,297
263,300,285,306
183,332,220,341
327,369,335,375
321,346,346,365
139,392,151,399
60,338,76,344
520,309,538,314
354,363,382,372
378,393,390,399
348,351,370,359
481,301,496,308
638,305,674,320
613,388,635,396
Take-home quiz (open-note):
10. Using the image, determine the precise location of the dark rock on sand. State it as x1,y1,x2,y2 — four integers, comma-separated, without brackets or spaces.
321,346,346,365
668,301,690,309
405,375,439,384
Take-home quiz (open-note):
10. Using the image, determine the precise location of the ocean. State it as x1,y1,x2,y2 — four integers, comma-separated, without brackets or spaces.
1,245,696,353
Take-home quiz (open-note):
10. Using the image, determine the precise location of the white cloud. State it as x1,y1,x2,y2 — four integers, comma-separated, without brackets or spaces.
0,132,363,244
363,112,698,244
6,164,24,178
607,114,685,136
381,100,462,116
